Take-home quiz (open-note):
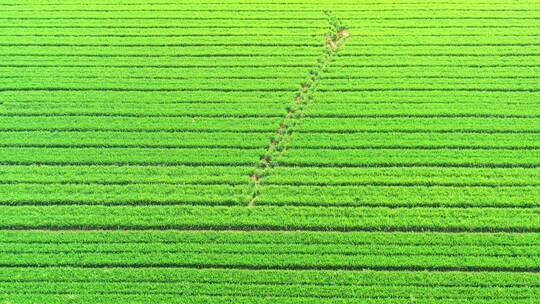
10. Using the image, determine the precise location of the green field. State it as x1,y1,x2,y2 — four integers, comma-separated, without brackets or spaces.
1,0,540,303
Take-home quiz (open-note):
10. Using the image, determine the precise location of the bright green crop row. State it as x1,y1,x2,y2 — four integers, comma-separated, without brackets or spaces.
2,67,538,82
347,26,540,36
4,230,540,246
5,53,540,69
1,294,532,304
3,78,540,92
3,90,537,105
2,181,538,208
346,18,540,28
0,147,265,166
1,245,539,270
0,116,279,131
345,36,540,46
1,131,536,149
0,67,308,80
329,55,540,66
0,2,534,9
2,267,539,288
339,45,540,57
0,37,322,46
2,8,538,19
0,46,321,56
7,25,539,38
0,10,331,19
0,281,539,301
266,167,540,186
0,183,249,205
2,235,539,257
0,165,251,184
1,183,538,207
2,102,289,117
0,147,537,167
1,116,538,132
289,132,540,148
0,131,271,148
0,20,328,31
1,55,318,67
2,205,540,232
316,91,540,104
278,148,540,167
305,102,540,117
3,67,540,81
317,82,540,92
0,90,295,104
0,0,532,5
4,165,537,186
0,79,301,92
256,185,540,207
0,27,327,36
296,117,540,132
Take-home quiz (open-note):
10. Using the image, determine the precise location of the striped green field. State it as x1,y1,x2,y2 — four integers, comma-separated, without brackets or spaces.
1,0,540,303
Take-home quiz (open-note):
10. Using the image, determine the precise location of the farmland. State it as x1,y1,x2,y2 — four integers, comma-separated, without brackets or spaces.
0,0,540,303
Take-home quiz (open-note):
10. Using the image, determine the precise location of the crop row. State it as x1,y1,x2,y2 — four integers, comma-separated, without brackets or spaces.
290,132,540,148
295,117,540,132
0,18,329,28
277,148,540,168
6,26,540,37
3,45,540,57
0,102,292,118
0,80,305,92
0,165,251,184
316,91,540,104
3,90,538,105
0,0,533,5
1,36,539,46
0,294,534,304
6,230,540,246
0,131,271,148
0,46,322,56
0,183,249,205
2,238,539,257
1,183,539,207
0,116,538,132
1,55,321,66
1,281,540,301
0,2,535,9
2,9,540,19
2,18,538,30
3,80,540,92
1,165,537,186
0,27,327,36
256,185,540,207
339,45,540,56
3,266,540,287
0,147,537,167
5,101,540,118
3,205,540,232
9,54,540,66
319,79,540,91
5,230,540,246
4,66,540,80
1,131,537,149
1,246,540,271
0,90,296,104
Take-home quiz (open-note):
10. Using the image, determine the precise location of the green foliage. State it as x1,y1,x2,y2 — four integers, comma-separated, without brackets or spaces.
0,0,538,303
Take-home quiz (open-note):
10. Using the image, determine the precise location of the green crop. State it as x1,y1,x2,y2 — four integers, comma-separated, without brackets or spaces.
1,0,539,303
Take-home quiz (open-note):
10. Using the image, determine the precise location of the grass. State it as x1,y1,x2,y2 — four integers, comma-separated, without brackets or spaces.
0,0,539,303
